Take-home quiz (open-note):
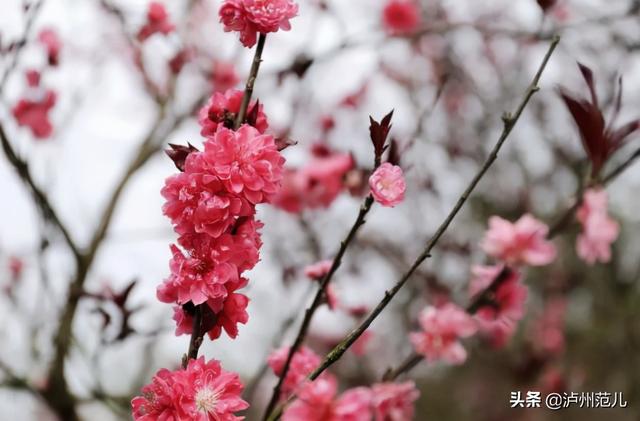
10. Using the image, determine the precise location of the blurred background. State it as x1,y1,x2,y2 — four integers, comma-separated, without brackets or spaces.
1,0,640,419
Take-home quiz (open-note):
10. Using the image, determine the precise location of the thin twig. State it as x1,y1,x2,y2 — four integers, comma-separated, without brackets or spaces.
262,195,375,420
235,33,267,129
265,35,561,421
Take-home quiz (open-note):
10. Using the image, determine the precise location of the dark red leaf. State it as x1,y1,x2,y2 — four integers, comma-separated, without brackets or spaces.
166,143,199,172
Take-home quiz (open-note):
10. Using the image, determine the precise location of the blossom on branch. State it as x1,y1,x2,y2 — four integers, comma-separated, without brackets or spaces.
480,214,556,266
131,357,248,420
469,265,527,347
369,163,406,207
219,0,299,48
137,1,175,42
371,381,420,421
268,345,321,398
37,28,61,66
203,124,285,204
12,90,57,139
576,188,619,265
409,303,477,364
198,89,268,137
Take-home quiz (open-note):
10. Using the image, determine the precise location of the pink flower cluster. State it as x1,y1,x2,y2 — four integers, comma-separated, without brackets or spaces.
268,347,419,420
38,28,61,66
159,90,285,341
12,70,57,140
137,1,175,42
273,145,355,213
132,357,248,420
409,303,477,364
576,188,619,265
219,0,299,48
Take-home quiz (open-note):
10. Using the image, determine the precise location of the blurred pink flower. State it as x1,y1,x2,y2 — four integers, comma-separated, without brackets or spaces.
576,188,619,265
268,345,321,398
284,377,373,421
529,297,567,356
212,61,240,92
382,0,422,35
161,154,254,238
304,259,333,280
137,1,175,42
8,256,24,279
409,303,477,364
469,265,528,347
273,147,354,213
131,357,248,420
38,28,61,66
12,90,56,139
369,163,406,207
198,89,268,137
371,381,419,421
203,124,285,204
480,214,556,266
219,0,298,48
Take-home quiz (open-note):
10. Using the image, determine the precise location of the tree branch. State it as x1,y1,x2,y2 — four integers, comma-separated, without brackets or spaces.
235,33,267,129
265,35,561,421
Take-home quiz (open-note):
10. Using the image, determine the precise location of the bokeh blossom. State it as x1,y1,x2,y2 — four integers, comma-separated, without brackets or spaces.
480,214,556,266
409,303,477,364
576,188,619,265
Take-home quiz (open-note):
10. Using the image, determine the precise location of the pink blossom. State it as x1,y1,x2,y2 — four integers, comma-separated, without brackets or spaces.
178,217,263,274
304,259,333,280
25,70,41,87
371,381,419,421
161,153,254,238
268,345,321,398
202,125,285,204
172,278,250,340
273,148,354,213
369,163,406,207
157,245,238,306
168,49,191,75
198,89,268,137
131,357,248,420
480,214,557,266
283,376,337,421
409,303,477,364
283,378,373,421
333,387,373,421
12,90,56,139
137,1,175,42
382,0,422,35
38,28,61,66
212,61,240,92
575,188,619,265
469,265,527,347
219,0,298,48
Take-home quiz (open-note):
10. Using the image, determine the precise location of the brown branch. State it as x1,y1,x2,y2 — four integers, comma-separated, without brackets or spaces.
235,33,267,129
383,126,640,384
262,195,375,420
265,35,560,421
0,123,81,260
